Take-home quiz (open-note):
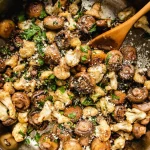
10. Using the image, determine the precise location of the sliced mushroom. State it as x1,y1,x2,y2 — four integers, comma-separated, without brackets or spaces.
113,106,126,122
69,72,96,94
119,64,135,80
64,106,82,122
39,133,59,150
74,120,93,136
2,118,17,126
0,58,6,73
63,139,82,150
127,87,148,103
32,90,47,108
105,50,123,71
132,123,146,139
120,46,137,62
12,92,30,112
133,102,150,112
28,110,48,130
0,133,18,150
78,15,96,34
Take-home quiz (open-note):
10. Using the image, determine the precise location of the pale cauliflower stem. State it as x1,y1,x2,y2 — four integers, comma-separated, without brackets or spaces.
0,102,9,121
18,112,28,123
38,101,55,123
87,64,106,84
12,122,28,142
0,90,16,119
95,116,111,141
65,49,81,67
59,11,77,30
14,77,36,92
83,106,98,118
125,108,146,123
134,16,150,34
105,71,118,91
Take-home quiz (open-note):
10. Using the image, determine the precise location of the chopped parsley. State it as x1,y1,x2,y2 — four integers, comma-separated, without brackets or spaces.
58,0,61,8
19,130,25,137
53,21,58,25
81,97,94,106
25,138,30,145
39,10,47,19
38,58,44,66
74,11,83,22
49,74,55,80
81,55,87,61
50,84,57,91
0,46,11,55
58,86,66,93
80,45,90,53
37,101,45,108
105,53,112,65
89,24,97,33
18,12,25,22
34,132,41,142
111,94,120,100
68,113,76,119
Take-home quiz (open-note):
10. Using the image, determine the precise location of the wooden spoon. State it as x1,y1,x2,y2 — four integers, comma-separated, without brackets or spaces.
88,2,150,50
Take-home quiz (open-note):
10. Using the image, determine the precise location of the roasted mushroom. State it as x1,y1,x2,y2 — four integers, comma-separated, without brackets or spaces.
38,133,59,150
120,46,137,62
78,15,96,34
69,72,96,94
2,118,17,126
64,106,83,122
26,2,43,18
119,64,135,80
79,136,89,147
0,133,18,150
0,20,15,38
132,102,150,112
105,50,123,71
113,106,126,122
0,74,4,88
74,120,93,136
132,123,146,139
63,139,82,150
12,92,31,112
32,90,47,108
127,87,148,103
44,43,61,65
28,110,48,130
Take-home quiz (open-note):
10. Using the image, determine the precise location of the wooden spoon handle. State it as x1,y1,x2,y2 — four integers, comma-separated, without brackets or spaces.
124,1,150,28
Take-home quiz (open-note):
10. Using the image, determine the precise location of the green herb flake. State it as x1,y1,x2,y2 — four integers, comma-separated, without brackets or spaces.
50,84,57,91
53,21,58,25
37,101,45,108
81,97,94,106
81,55,87,61
105,53,112,65
25,138,30,145
49,74,55,80
39,10,47,19
89,24,97,33
45,95,53,101
111,94,120,100
68,113,76,119
19,130,25,137
80,45,89,53
18,12,25,22
59,111,64,115
58,0,61,8
34,132,41,142
58,86,65,93
38,59,44,66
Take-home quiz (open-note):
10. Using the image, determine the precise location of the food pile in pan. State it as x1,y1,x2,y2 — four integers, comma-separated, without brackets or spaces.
0,0,150,149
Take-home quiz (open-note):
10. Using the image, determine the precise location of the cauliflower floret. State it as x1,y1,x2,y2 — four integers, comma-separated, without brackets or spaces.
85,2,101,19
14,77,36,92
3,82,15,94
83,106,98,118
5,55,18,68
144,80,150,90
54,88,73,106
46,31,56,43
87,64,106,84
13,64,26,72
53,111,70,124
19,40,36,58
38,101,55,123
65,49,81,67
12,122,28,142
90,86,105,102
125,108,146,124
54,101,65,110
134,16,150,34
96,97,115,116
59,11,77,30
18,19,32,30
118,7,136,21
0,90,16,119
133,69,146,84
18,112,28,123
117,131,134,140
105,71,118,91
95,116,111,141
112,136,125,150
40,70,53,80
0,102,9,121
54,57,70,80
70,37,81,47
111,121,132,132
